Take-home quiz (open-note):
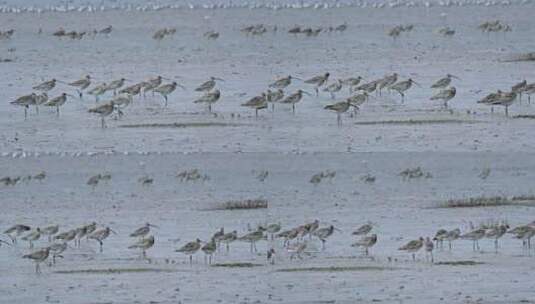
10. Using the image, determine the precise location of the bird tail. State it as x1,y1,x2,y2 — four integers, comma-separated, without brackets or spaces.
324,105,335,110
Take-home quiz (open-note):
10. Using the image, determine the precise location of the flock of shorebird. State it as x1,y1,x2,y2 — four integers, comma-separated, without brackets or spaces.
9,71,531,127
3,219,535,274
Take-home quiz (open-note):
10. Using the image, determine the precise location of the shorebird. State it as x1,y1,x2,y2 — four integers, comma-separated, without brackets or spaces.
266,89,284,111
4,224,31,243
301,220,320,239
239,228,266,253
492,91,516,116
347,92,369,112
129,235,154,258
99,25,113,36
323,80,343,99
119,83,143,97
42,225,59,242
219,230,237,252
477,90,502,113
11,93,36,119
195,77,223,92
242,93,267,117
23,247,50,274
485,224,509,252
154,82,183,107
112,94,133,117
305,73,330,96
107,78,127,95
265,223,281,240
194,89,221,112
324,99,354,126
509,225,535,249
88,83,108,102
69,75,91,98
55,229,76,243
269,75,299,89
74,226,88,247
33,79,57,92
430,86,456,109
176,239,202,265
288,242,307,260
355,80,378,95
341,76,363,93
398,237,424,261
351,233,377,256
390,78,418,102
378,73,398,93
352,224,373,236
431,74,459,89
22,228,41,248
130,223,158,239
34,92,48,115
312,225,339,250
277,228,299,247
523,83,535,103
201,238,217,264
433,229,448,249
211,228,225,250
280,89,309,114
88,227,115,252
49,242,67,265
88,101,115,128
424,237,434,263
44,93,71,116
267,248,276,265
460,228,486,251
511,80,527,101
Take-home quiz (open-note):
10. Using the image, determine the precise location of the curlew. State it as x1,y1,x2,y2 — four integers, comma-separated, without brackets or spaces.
195,76,223,92
324,99,355,125
352,224,373,236
130,223,158,239
444,228,460,250
176,238,202,265
431,74,459,89
280,89,309,114
378,73,398,94
351,233,377,256
154,82,183,107
432,229,448,249
88,83,108,102
355,80,378,95
430,86,456,109
305,73,330,96
11,93,36,119
129,235,155,258
69,75,91,98
48,242,67,265
42,225,59,242
88,101,115,128
491,91,516,116
33,79,57,92
265,223,281,240
23,247,50,274
460,228,486,251
4,224,31,244
44,93,71,116
485,223,509,253
34,92,48,115
107,78,127,95
288,241,307,260
194,89,221,112
424,237,434,263
323,80,343,99
242,93,267,117
55,229,76,243
239,228,266,253
341,76,363,93
398,237,424,261
312,225,339,250
88,227,115,253
390,78,418,102
269,75,299,89
22,228,41,249
112,94,133,117
219,230,237,252
266,89,284,111
277,228,299,247
201,238,217,264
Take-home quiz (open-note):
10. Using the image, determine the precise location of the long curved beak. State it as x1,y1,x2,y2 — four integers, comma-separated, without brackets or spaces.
177,83,187,90
149,224,159,229
110,229,118,235
214,77,225,81
334,228,343,232
413,80,422,87
293,76,303,81
302,91,312,96
124,78,133,82
56,80,68,85
162,77,173,81
452,75,461,80
66,94,77,98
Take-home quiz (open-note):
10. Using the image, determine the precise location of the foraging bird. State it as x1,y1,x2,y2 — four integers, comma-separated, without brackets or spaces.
352,224,373,236
88,227,115,253
88,101,115,128
130,223,158,239
398,237,424,261
41,225,59,242
305,73,330,96
44,93,70,116
176,238,202,265
11,93,36,119
195,77,223,92
390,79,418,102
242,93,267,117
323,80,343,99
324,99,354,126
23,247,50,274
280,90,309,114
351,233,377,256
33,79,57,92
68,75,91,98
194,89,221,112
312,225,338,250
431,74,459,89
154,82,183,107
22,228,41,248
128,235,155,258
4,224,31,243
430,86,456,109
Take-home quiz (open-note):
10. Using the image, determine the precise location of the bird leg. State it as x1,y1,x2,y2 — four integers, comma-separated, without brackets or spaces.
292,104,295,115
99,241,103,253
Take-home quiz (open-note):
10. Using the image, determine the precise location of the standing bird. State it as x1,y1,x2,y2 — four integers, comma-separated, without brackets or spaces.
378,73,398,94
34,92,48,115
195,77,223,92
460,228,486,251
23,247,50,274
88,101,115,128
69,75,91,98
424,237,434,263
323,80,343,99
242,93,267,117
107,78,127,95
44,93,71,116
194,89,221,113
485,224,509,253
265,223,281,240
22,228,41,249
201,238,217,264
269,75,297,89
351,233,377,256
341,76,363,93
55,229,76,243
128,235,155,258
431,74,459,89
130,223,158,239
11,93,36,119
398,237,424,261
239,228,266,253
477,90,503,113
41,225,59,242
288,242,307,260
352,224,373,236
4,224,31,244
445,228,460,250
280,89,309,114
88,227,115,253
433,229,448,249
219,230,237,252
154,82,183,107
267,248,276,265
176,239,202,265
266,89,284,111
48,242,67,265
390,78,418,102
324,99,354,126
355,80,378,95
312,225,338,250
492,91,516,116
511,80,527,101
277,228,299,247
305,73,330,96
33,79,57,92
88,83,108,102
112,94,133,117
430,86,456,109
